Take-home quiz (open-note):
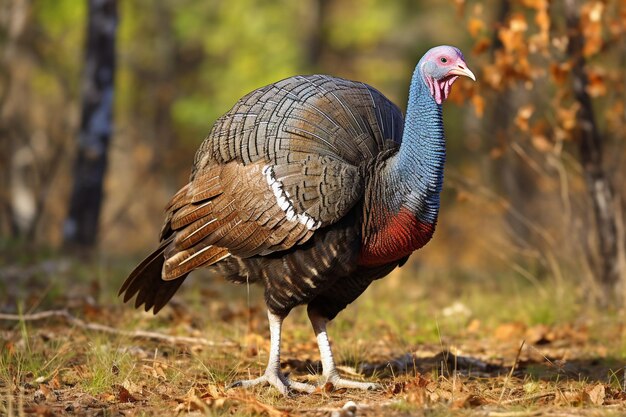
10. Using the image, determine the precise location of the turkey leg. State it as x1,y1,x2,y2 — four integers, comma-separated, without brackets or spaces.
229,310,315,395
308,308,379,390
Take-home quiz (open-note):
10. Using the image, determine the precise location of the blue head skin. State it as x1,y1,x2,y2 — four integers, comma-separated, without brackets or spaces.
418,45,476,104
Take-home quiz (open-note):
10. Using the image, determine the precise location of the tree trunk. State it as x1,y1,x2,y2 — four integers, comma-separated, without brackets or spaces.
63,0,117,248
489,0,536,245
0,0,29,239
304,0,329,70
564,0,620,305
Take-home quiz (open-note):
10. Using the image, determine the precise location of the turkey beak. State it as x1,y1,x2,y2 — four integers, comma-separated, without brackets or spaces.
449,64,476,81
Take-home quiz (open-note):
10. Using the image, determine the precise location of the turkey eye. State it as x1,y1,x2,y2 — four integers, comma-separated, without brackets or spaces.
440,57,448,63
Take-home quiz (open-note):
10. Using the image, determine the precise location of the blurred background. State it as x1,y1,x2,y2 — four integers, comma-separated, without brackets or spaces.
1,0,625,310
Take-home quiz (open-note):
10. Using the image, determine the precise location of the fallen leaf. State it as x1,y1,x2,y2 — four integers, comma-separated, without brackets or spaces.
175,388,209,413
122,379,143,395
388,381,405,395
584,383,606,405
525,324,551,344
451,392,471,409
494,322,526,341
466,319,481,333
24,405,55,417
118,385,138,403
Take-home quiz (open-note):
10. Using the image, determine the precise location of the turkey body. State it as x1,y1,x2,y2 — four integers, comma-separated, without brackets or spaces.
120,45,474,394
121,74,436,318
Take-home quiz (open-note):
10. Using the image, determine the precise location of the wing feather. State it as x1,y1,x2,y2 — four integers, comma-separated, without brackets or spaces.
157,75,404,279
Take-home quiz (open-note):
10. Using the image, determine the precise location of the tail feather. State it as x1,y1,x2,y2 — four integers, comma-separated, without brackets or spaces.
120,237,188,314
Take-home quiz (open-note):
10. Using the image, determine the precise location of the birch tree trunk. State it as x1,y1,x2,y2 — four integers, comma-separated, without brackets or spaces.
64,0,117,248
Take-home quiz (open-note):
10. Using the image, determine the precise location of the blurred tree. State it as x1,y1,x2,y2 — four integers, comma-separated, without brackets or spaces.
487,0,538,244
456,0,626,305
64,0,117,248
564,0,619,304
0,0,29,237
0,0,84,243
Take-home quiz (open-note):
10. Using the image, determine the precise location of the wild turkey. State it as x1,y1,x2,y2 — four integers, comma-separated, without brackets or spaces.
120,45,475,395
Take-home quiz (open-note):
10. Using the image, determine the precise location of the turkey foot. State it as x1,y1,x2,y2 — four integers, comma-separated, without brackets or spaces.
308,308,379,391
323,374,379,391
229,310,315,395
230,372,315,395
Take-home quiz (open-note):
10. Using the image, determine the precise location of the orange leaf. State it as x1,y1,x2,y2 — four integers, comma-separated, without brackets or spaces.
490,147,504,160
472,37,491,54
520,0,547,10
454,0,465,16
471,94,485,118
531,134,552,153
586,69,607,97
118,385,139,403
509,13,529,32
467,18,485,38
581,1,605,56
584,384,606,405
514,104,534,132
550,62,571,85
558,103,580,131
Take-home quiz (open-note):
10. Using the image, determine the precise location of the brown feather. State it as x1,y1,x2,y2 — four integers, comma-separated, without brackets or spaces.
163,243,228,279
166,183,192,212
170,200,214,229
119,237,188,314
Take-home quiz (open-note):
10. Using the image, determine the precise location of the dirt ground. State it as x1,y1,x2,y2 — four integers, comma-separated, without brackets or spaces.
1,258,626,416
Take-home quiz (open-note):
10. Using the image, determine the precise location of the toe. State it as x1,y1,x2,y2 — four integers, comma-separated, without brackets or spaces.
229,373,314,396
327,377,380,391
228,375,267,390
287,380,316,393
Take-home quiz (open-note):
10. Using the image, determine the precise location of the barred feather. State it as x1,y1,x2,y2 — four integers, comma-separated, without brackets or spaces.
121,74,410,315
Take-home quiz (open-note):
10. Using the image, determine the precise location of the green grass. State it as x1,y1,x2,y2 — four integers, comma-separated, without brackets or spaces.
79,337,133,394
1,319,69,384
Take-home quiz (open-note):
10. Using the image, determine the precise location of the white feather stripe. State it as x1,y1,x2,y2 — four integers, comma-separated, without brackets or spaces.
262,164,322,231
179,218,218,243
178,245,215,266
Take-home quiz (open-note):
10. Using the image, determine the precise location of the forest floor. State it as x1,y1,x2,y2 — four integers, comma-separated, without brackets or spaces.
1,251,626,417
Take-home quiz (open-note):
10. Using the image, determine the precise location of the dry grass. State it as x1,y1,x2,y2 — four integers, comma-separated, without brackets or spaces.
1,253,625,416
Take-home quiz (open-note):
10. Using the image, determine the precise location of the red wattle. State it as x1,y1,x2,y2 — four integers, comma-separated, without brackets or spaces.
358,207,436,267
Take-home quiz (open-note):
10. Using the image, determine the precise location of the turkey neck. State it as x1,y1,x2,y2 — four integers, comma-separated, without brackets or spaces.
358,66,445,267
395,64,445,218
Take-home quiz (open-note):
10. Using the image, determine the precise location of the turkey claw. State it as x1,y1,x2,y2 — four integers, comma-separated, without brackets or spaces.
325,377,380,391
229,372,315,396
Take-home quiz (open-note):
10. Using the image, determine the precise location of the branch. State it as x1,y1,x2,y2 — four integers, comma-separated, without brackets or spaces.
0,309,236,347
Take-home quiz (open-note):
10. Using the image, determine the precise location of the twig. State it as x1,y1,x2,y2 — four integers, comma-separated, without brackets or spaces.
297,399,399,414
487,411,543,417
498,339,525,405
0,310,236,347
499,391,555,405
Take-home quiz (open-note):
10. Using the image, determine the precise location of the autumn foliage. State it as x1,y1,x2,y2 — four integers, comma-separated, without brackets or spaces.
453,0,626,304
